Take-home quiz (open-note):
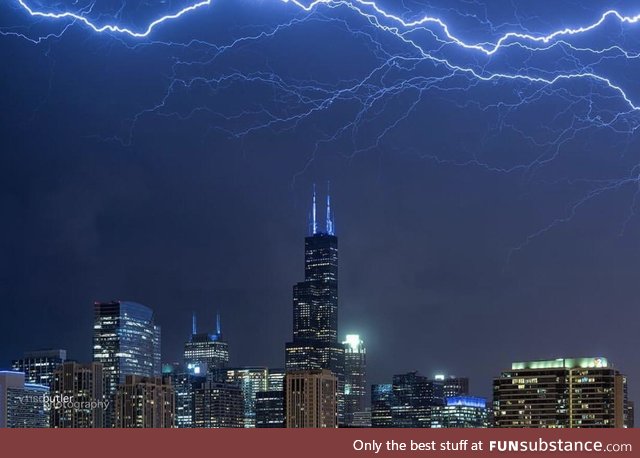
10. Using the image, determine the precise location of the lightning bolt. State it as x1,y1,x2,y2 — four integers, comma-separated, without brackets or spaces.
7,0,640,110
4,0,640,255
13,0,213,38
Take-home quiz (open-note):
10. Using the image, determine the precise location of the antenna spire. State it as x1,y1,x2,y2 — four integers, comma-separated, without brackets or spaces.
192,312,197,335
326,181,334,235
216,311,221,335
311,184,318,235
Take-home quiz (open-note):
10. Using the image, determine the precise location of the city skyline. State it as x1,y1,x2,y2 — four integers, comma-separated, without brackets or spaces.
1,188,635,416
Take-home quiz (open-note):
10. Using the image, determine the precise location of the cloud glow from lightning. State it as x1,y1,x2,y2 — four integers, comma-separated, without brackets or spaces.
4,0,640,253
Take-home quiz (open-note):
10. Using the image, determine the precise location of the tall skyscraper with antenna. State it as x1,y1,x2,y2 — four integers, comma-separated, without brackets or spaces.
285,184,345,424
184,311,229,377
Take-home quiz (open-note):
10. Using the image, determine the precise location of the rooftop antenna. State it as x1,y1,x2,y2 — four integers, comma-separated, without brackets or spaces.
326,181,334,235
312,184,318,235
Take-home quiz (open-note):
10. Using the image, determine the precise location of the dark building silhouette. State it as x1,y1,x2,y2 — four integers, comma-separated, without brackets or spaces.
255,390,285,428
372,372,471,428
391,372,434,428
440,375,469,399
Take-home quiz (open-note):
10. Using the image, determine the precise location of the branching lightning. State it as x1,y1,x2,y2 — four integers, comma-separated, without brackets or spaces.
4,0,640,254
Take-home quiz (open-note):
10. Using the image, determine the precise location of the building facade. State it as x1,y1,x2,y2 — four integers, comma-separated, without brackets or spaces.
493,357,631,428
93,301,161,387
50,361,106,428
350,410,372,427
0,371,49,428
343,334,367,427
11,349,67,387
391,372,434,428
162,362,193,428
254,368,285,428
371,372,471,428
285,369,338,428
115,375,174,428
192,376,244,428
226,367,269,428
371,383,394,427
255,390,285,428
440,375,470,399
93,301,161,427
267,369,285,392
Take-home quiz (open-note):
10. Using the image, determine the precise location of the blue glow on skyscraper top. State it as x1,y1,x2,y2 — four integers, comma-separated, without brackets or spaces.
308,183,335,236
446,396,486,409
190,310,223,341
326,184,334,236
310,184,318,236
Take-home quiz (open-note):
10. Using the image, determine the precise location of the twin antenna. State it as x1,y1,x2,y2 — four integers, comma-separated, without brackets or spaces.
310,182,335,236
191,311,221,336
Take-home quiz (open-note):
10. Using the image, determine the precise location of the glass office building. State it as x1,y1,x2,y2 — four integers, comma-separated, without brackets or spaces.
93,301,161,427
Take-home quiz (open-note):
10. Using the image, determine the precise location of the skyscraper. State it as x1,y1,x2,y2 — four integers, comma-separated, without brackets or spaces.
184,312,229,377
50,361,106,428
93,301,161,427
12,349,67,387
493,357,631,428
343,334,367,427
0,371,49,428
93,301,161,385
285,369,338,428
285,186,345,424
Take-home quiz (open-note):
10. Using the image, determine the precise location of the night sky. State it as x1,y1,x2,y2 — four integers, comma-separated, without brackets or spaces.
2,0,640,409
